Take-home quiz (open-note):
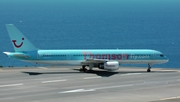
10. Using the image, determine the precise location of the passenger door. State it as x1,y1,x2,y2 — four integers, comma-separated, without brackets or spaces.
153,53,157,59
67,54,70,60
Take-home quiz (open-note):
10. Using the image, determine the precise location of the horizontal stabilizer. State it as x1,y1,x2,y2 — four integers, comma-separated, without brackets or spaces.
3,52,30,59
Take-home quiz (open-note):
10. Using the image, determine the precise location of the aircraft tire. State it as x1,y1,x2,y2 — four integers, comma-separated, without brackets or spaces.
147,69,151,72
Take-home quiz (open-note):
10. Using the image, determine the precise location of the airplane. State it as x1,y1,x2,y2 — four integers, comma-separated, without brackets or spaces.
3,24,169,72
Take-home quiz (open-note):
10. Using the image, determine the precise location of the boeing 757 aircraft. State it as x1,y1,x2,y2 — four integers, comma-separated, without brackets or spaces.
3,24,168,72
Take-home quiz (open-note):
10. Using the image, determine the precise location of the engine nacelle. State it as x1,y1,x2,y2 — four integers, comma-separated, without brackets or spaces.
98,61,119,71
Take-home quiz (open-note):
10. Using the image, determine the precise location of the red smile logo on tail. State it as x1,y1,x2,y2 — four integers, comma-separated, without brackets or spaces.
12,38,24,48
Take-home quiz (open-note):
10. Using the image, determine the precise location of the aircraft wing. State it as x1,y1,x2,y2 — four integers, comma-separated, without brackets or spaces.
82,58,109,64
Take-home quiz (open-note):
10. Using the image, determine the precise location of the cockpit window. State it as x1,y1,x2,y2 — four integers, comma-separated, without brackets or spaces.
160,54,164,57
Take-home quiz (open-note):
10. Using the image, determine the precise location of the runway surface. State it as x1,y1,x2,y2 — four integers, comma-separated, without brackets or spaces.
0,66,180,102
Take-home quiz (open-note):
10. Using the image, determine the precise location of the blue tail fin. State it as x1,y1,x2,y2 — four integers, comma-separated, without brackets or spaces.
6,24,37,52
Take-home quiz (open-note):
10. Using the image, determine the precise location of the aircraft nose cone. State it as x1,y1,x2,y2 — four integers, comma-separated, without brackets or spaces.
164,56,169,63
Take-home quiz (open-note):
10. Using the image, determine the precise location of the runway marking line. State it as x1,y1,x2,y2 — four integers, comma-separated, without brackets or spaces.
59,89,96,93
92,84,134,90
41,79,67,83
160,96,180,100
0,83,24,88
83,76,102,80
59,84,133,94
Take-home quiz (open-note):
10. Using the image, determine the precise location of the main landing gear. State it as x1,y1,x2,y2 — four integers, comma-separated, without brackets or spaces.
79,65,87,72
147,64,151,72
80,65,94,73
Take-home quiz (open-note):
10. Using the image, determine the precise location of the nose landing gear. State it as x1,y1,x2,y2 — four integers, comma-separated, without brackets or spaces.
147,64,151,72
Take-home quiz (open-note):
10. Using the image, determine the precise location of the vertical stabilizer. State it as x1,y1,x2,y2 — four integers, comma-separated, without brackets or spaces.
6,24,37,52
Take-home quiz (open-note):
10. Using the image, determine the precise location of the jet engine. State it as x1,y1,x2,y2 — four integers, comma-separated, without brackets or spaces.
98,61,119,71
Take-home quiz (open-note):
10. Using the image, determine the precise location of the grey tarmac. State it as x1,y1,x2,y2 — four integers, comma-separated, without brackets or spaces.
0,66,180,102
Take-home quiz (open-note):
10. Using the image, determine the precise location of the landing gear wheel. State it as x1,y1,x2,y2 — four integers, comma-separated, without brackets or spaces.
80,64,94,73
79,68,87,72
86,70,94,73
80,65,87,72
147,68,151,72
